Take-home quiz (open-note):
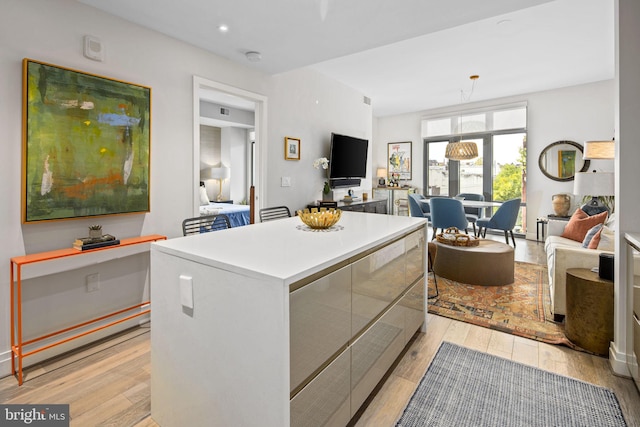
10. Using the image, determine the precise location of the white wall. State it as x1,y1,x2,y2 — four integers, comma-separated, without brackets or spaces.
374,80,615,240
265,68,373,210
0,0,371,375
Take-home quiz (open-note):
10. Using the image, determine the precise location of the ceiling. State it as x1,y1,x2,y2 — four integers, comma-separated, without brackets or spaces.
77,0,614,117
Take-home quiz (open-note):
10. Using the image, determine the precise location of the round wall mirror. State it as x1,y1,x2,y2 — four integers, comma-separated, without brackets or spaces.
538,140,590,182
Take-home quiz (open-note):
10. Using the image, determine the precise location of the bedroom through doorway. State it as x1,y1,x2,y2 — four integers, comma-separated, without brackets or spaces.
192,76,267,224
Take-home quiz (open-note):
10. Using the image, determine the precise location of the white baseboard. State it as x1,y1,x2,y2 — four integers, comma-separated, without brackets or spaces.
0,350,14,381
609,341,631,377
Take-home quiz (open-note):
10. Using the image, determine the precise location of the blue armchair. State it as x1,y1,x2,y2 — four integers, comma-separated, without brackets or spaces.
475,198,521,246
429,198,468,239
408,193,431,221
456,193,484,236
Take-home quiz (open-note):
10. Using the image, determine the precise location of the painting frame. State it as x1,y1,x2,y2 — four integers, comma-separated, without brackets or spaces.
284,136,301,160
387,141,412,180
22,58,152,223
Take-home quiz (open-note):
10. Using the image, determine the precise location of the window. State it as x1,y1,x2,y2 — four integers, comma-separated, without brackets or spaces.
422,104,527,234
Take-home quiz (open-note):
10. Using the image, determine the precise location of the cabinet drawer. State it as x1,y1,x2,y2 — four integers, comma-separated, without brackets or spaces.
405,229,425,287
399,279,425,345
352,239,406,335
290,266,351,393
290,349,350,427
350,303,405,417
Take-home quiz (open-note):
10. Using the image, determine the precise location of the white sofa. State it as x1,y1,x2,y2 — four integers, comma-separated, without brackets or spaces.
544,219,613,320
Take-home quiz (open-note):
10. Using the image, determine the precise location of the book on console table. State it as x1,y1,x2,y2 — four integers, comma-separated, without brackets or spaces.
73,234,119,251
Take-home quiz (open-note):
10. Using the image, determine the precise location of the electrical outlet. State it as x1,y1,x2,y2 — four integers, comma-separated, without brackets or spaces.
86,273,100,292
281,177,291,187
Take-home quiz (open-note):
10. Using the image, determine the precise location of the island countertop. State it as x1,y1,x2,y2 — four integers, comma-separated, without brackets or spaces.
152,211,426,285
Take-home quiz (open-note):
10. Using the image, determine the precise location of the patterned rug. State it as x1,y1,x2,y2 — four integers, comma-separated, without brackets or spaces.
427,261,575,347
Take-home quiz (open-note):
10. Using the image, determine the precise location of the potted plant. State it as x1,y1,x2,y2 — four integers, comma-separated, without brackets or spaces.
89,225,103,238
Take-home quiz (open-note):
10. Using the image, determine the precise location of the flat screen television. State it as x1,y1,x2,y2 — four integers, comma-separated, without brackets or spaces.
328,133,368,188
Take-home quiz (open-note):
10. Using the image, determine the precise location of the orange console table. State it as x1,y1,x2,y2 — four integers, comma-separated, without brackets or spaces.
10,234,166,385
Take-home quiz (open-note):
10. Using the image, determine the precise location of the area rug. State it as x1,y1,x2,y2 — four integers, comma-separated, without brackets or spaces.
396,342,627,427
427,261,574,347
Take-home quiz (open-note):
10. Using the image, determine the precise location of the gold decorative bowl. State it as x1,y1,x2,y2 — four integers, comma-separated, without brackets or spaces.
297,208,342,229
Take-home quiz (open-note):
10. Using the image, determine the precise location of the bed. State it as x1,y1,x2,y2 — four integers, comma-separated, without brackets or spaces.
200,202,250,227
198,183,250,227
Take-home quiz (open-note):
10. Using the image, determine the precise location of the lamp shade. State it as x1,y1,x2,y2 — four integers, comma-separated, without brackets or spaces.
584,140,614,160
376,168,387,178
445,141,478,160
210,166,230,180
573,171,614,196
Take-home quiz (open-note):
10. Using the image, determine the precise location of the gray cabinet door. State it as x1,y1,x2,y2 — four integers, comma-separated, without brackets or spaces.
290,265,351,393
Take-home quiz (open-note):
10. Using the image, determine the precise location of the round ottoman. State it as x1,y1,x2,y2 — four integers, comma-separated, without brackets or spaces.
433,239,514,286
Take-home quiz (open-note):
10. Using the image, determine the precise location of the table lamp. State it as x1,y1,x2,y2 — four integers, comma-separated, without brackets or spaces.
210,166,230,201
573,171,614,214
376,168,387,187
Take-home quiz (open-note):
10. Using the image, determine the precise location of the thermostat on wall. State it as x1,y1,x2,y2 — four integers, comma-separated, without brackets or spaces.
83,35,104,62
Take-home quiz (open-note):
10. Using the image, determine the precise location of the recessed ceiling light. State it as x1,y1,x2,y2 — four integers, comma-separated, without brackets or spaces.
245,51,261,62
218,24,229,33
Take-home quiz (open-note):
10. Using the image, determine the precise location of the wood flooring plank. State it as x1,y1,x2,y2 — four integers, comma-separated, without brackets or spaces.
392,315,451,383
70,394,132,426
462,323,492,352
133,416,158,427
538,341,570,376
353,375,415,427
487,329,515,359
512,336,539,367
440,316,471,346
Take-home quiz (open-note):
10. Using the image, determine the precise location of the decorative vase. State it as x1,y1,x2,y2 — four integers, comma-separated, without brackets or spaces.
322,190,333,201
552,194,571,217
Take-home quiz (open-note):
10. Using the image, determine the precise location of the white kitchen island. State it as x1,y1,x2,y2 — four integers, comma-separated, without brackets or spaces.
150,211,427,427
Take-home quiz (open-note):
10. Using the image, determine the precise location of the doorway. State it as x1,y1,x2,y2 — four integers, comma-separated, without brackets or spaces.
192,76,267,222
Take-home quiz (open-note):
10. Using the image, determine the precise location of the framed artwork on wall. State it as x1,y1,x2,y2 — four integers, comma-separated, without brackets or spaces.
558,150,576,179
284,136,300,160
388,141,412,180
22,59,151,223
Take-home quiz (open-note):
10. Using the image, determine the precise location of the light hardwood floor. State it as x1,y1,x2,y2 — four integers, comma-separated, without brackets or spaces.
1,236,638,426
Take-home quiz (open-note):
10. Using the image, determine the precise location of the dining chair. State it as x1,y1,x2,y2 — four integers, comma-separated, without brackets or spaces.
428,197,468,239
259,206,291,222
408,193,431,220
475,198,521,246
182,214,231,236
456,193,485,236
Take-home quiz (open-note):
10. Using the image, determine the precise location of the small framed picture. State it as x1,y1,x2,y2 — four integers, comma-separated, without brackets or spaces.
285,137,301,160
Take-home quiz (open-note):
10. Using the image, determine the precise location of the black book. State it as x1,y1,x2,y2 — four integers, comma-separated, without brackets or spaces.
73,239,120,251
74,234,117,246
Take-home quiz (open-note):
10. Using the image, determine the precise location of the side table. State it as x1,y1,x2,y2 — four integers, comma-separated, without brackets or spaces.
565,268,614,356
536,217,548,242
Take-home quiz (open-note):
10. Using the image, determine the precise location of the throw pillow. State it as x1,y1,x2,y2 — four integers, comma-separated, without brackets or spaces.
199,186,210,206
561,208,608,242
582,223,603,248
597,225,615,251
587,227,603,249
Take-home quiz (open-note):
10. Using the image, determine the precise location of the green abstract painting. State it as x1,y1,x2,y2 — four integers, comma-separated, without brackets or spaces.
22,59,151,222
